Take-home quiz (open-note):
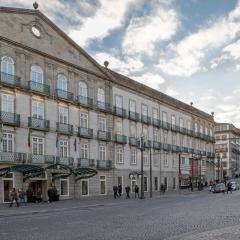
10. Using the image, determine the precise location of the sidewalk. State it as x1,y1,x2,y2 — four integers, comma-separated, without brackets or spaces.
0,188,208,218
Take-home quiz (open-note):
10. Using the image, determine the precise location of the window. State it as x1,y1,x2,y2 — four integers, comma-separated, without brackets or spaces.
99,145,106,160
3,133,14,152
144,177,148,192
97,88,105,103
59,140,68,157
172,133,176,145
173,177,176,189
162,112,167,122
171,115,176,126
163,131,168,143
205,127,208,135
31,65,43,83
32,100,44,119
98,117,106,131
153,129,158,142
187,120,191,130
172,155,176,168
57,74,67,91
142,104,148,116
153,152,159,166
59,106,68,124
179,118,184,128
60,178,69,196
1,56,14,75
81,180,89,196
209,128,213,136
80,143,88,159
80,112,88,128
79,81,88,98
129,100,136,112
100,176,106,195
130,124,136,137
142,126,148,139
181,157,186,165
116,146,124,163
32,137,44,155
194,123,198,132
143,151,149,165
153,108,158,119
1,94,14,113
116,120,123,134
115,95,123,108
163,154,168,167
131,179,137,193
130,148,137,164
154,177,158,191
200,125,203,133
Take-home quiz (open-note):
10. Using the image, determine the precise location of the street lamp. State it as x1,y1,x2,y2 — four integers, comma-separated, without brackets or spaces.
217,154,220,182
138,136,146,199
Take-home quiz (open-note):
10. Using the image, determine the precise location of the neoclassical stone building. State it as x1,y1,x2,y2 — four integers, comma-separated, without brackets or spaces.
0,6,215,203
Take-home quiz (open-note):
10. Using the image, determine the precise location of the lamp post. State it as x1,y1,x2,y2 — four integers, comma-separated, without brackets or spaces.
138,136,145,199
217,154,220,182
150,146,152,198
178,153,181,191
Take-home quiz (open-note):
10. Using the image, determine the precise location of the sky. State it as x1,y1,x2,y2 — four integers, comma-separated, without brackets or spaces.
1,0,240,126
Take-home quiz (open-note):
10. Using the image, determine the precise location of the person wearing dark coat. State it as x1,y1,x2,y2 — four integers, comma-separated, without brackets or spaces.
125,186,130,199
227,182,232,194
118,184,122,197
113,185,118,199
134,185,139,198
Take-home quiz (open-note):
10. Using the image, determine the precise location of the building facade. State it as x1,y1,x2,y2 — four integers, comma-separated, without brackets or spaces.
214,123,240,180
0,6,215,203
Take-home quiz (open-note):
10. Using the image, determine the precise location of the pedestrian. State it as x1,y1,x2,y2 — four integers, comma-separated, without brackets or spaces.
125,186,130,199
134,185,139,198
18,188,27,206
227,182,232,194
118,184,122,197
113,185,118,199
36,188,42,203
160,183,165,194
48,187,54,203
9,188,19,207
189,181,193,192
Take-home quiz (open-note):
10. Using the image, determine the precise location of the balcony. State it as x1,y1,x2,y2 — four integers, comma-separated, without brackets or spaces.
77,95,93,106
153,141,161,150
128,111,139,121
114,134,127,144
78,127,93,139
129,137,138,146
182,147,188,153
152,118,161,127
56,89,74,101
28,117,50,131
0,152,26,163
201,151,207,156
96,160,113,169
171,145,179,152
144,140,152,148
0,72,21,87
56,122,73,135
29,154,56,164
57,156,74,166
188,148,194,154
171,124,179,132
113,106,126,118
187,129,193,136
141,115,151,125
95,101,111,112
28,81,50,96
162,121,171,130
0,111,20,126
163,143,171,151
77,158,95,168
97,130,111,141
179,127,187,134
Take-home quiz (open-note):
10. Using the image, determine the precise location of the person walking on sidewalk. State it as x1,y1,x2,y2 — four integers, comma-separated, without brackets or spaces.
134,185,139,198
113,185,118,199
160,183,165,194
118,184,122,197
9,188,19,207
125,186,130,199
227,182,232,194
18,188,27,206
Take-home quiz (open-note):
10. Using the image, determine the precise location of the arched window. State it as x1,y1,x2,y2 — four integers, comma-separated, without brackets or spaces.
57,74,67,91
1,56,14,75
79,81,88,98
97,88,105,103
31,65,43,84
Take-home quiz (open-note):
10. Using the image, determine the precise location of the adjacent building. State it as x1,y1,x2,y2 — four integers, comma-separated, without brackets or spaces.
0,6,215,203
214,123,240,180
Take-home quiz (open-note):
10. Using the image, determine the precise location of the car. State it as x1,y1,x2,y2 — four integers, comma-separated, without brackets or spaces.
212,183,226,193
230,181,240,191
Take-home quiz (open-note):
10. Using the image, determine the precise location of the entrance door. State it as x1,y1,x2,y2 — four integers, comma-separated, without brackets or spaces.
131,179,137,193
3,179,13,202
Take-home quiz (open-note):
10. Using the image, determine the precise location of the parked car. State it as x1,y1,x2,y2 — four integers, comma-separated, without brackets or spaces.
212,183,226,193
230,181,240,191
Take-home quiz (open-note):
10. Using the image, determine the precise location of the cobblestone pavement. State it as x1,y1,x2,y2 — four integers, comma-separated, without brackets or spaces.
1,190,240,240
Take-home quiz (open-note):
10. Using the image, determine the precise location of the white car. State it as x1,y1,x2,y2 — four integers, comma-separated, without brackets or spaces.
230,181,240,191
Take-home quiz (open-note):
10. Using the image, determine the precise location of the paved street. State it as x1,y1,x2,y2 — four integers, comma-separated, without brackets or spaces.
1,190,240,240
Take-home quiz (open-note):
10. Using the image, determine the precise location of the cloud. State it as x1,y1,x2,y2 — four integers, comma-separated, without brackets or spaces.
122,0,180,56
216,104,236,111
93,51,144,75
223,96,233,102
157,1,240,77
200,95,217,101
164,87,179,97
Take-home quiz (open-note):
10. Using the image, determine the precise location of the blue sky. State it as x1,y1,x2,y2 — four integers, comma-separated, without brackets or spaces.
2,0,240,126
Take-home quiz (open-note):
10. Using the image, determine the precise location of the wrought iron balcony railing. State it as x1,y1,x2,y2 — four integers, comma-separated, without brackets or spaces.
179,127,187,134
96,160,113,169
56,89,74,101
114,134,127,144
0,72,21,87
187,129,193,136
153,141,161,150
129,137,138,147
28,81,50,96
95,101,111,112
141,115,151,125
56,122,73,135
78,127,93,138
97,130,111,141
152,118,161,127
113,106,126,117
162,121,171,130
0,111,20,126
0,152,26,163
144,140,152,148
171,145,178,152
171,124,179,132
28,117,50,131
29,154,56,164
128,111,139,121
56,156,74,166
77,95,93,106
182,147,188,153
163,143,171,151
77,158,95,168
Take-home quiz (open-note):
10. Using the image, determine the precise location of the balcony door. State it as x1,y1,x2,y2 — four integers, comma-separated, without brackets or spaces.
2,94,14,113
59,106,68,124
32,100,44,119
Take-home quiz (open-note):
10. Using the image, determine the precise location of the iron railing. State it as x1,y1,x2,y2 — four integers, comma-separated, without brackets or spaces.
78,127,93,138
0,111,20,126
97,130,111,141
0,72,21,87
56,89,74,101
56,122,74,135
28,117,50,131
28,81,50,95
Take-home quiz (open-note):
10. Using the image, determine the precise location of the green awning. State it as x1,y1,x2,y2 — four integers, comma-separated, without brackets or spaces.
74,168,97,182
45,163,73,180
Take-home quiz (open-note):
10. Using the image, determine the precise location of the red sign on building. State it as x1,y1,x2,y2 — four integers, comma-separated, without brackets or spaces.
190,160,199,176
